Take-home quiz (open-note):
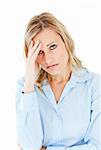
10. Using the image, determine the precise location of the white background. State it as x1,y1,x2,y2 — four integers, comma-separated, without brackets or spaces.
0,0,100,149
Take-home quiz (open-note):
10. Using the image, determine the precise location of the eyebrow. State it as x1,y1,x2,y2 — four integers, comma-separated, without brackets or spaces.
46,41,56,47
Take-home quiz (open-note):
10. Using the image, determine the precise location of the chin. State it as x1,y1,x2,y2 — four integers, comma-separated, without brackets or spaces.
47,70,60,76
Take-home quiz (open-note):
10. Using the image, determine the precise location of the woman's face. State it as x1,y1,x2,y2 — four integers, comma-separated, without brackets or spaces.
35,28,69,76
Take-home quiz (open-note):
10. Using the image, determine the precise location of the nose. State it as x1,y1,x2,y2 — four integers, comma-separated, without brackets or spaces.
44,51,52,64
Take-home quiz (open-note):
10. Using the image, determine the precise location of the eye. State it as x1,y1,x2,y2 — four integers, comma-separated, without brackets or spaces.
38,50,44,55
50,44,57,50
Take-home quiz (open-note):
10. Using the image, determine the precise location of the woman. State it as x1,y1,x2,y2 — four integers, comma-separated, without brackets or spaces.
16,12,101,150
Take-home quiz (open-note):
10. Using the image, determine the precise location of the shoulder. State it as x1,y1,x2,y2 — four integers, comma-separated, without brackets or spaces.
73,68,101,100
74,67,101,84
75,68,101,96
84,69,101,87
87,70,101,96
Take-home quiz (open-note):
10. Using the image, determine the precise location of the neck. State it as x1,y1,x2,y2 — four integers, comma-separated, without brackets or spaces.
48,66,72,84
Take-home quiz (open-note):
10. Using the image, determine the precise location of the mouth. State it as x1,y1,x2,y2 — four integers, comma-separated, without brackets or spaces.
46,64,59,69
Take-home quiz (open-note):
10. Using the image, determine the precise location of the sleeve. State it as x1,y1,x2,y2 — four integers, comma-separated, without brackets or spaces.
47,74,101,150
16,77,43,150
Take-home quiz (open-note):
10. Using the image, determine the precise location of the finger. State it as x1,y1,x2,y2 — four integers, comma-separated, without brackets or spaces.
31,40,41,54
31,42,42,60
28,40,40,58
27,40,34,58
28,40,34,51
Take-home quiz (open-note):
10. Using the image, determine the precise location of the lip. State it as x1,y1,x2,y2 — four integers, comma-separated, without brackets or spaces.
46,64,59,69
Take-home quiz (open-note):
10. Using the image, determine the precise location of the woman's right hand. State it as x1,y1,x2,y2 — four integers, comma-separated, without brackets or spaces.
23,40,42,93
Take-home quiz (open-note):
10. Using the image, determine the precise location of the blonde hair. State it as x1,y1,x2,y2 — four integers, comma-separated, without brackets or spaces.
23,12,84,91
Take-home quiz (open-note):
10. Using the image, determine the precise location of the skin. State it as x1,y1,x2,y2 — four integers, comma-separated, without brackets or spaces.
35,28,72,84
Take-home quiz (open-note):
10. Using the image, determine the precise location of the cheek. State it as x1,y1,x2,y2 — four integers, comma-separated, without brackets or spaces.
59,49,69,62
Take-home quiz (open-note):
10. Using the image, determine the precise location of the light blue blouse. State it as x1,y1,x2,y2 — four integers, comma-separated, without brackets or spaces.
16,68,101,150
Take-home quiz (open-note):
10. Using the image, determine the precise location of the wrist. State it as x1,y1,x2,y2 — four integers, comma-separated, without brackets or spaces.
23,83,34,93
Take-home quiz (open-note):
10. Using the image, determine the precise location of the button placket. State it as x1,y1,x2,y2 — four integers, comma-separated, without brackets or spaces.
56,104,63,142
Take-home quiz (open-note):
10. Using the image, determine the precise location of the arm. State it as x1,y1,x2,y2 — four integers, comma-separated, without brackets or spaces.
16,77,43,150
46,74,101,150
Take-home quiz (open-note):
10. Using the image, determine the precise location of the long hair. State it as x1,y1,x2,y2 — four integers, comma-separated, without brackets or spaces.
23,12,84,91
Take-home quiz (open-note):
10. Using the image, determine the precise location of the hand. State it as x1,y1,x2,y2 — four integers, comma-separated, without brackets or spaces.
23,40,42,92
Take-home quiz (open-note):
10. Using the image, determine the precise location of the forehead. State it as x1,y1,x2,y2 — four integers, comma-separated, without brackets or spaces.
34,28,61,43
